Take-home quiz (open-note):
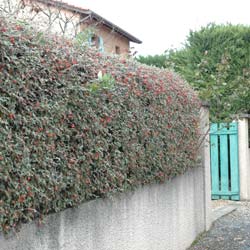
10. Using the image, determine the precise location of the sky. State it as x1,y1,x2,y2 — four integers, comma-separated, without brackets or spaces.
67,0,250,56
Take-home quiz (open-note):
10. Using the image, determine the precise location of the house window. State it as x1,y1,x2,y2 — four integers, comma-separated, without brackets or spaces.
90,34,99,47
89,34,104,52
115,46,120,54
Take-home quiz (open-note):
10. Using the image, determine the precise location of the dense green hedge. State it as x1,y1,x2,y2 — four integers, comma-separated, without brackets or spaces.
0,18,201,233
165,24,250,121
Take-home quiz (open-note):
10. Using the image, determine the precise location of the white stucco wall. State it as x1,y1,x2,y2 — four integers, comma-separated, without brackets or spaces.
200,104,212,230
238,116,250,200
0,0,80,38
1,166,208,250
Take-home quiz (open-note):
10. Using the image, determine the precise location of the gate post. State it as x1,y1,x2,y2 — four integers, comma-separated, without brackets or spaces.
200,102,212,230
238,114,250,200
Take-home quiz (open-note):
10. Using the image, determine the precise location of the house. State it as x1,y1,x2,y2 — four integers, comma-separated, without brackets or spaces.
0,0,142,55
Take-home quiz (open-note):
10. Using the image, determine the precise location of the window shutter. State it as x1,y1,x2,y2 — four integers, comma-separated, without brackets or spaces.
98,37,104,52
88,36,92,46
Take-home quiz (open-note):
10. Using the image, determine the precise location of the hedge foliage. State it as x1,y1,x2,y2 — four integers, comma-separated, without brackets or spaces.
0,18,201,233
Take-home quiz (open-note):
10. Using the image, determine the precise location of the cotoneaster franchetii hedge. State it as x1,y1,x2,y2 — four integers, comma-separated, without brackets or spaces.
0,18,201,233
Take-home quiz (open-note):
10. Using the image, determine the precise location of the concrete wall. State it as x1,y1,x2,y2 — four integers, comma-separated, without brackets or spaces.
238,115,250,200
1,167,208,250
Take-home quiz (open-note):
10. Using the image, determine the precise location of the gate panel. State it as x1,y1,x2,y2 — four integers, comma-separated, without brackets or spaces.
210,123,219,200
210,122,240,200
229,123,240,200
220,123,229,199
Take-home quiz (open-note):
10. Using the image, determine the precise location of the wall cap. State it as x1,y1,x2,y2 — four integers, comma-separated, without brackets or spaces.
201,101,210,108
230,114,250,120
239,114,250,119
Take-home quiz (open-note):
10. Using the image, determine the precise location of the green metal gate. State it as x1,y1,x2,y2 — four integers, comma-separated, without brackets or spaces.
210,122,240,200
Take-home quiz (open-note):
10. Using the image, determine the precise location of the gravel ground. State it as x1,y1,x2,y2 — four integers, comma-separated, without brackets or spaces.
188,201,250,250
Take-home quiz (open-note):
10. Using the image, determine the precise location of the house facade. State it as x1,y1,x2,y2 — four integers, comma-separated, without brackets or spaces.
0,0,142,55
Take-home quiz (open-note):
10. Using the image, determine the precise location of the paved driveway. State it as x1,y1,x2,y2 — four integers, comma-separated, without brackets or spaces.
188,202,250,250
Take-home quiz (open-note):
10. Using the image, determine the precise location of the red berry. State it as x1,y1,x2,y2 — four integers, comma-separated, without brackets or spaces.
9,37,15,44
9,113,15,119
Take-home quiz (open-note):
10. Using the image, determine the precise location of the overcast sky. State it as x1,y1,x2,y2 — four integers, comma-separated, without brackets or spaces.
67,0,250,55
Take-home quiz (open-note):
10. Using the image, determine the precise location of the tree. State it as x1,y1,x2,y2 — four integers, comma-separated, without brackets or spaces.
136,54,167,68
165,24,250,121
